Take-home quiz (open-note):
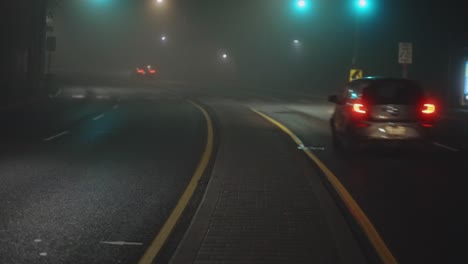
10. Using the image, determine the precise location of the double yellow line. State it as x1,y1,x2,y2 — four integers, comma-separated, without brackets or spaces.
252,109,398,264
138,101,214,264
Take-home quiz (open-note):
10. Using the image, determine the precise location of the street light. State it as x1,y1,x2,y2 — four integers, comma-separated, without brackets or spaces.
161,35,166,41
222,53,228,59
293,39,300,44
297,0,306,8
156,0,163,4
294,0,310,12
88,0,112,7
352,0,370,67
358,0,367,8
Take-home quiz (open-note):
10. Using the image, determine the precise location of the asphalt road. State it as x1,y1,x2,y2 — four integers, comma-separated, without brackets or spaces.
250,98,468,264
2,80,467,263
0,93,207,263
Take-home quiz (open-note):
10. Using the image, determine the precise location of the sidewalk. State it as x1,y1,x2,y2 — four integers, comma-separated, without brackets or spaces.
170,101,367,264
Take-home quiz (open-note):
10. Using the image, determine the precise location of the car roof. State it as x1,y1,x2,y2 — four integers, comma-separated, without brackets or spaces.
352,76,415,83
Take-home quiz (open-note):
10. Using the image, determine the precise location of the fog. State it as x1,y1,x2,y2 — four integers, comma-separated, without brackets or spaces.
50,0,468,96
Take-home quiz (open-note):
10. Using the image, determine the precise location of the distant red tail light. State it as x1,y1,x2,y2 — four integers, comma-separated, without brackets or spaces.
149,69,156,74
137,69,146,74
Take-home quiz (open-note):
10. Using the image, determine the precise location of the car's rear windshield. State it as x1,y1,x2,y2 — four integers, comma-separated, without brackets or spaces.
362,80,424,105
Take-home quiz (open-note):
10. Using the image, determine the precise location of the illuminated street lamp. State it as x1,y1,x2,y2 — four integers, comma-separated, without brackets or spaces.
156,0,163,4
294,0,310,12
358,0,367,8
161,35,166,41
352,0,370,67
297,0,306,8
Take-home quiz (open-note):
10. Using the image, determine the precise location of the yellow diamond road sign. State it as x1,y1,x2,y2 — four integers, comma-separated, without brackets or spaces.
349,69,363,81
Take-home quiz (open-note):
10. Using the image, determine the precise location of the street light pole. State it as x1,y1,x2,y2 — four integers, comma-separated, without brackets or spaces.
352,0,369,68
352,14,360,67
297,0,306,8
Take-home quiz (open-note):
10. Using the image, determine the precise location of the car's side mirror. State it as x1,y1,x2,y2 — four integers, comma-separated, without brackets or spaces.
328,95,338,104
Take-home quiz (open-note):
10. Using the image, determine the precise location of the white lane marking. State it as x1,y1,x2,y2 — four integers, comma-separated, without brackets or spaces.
39,252,48,257
309,146,326,151
34,239,42,243
298,145,325,151
100,241,143,246
72,94,85,99
43,131,69,142
96,95,110,100
93,114,105,121
433,142,460,152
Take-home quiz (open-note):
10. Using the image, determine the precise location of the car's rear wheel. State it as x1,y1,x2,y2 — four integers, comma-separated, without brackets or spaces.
331,122,361,154
331,128,341,149
330,121,343,149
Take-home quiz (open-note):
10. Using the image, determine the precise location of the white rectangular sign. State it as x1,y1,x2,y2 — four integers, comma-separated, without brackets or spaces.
399,42,413,64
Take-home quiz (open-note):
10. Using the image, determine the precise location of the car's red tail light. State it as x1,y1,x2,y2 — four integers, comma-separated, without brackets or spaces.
356,122,369,127
421,103,436,114
149,69,156,74
137,69,145,74
352,103,367,114
419,101,437,127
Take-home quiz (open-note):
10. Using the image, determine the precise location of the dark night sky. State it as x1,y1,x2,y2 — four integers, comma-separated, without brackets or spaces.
51,0,468,91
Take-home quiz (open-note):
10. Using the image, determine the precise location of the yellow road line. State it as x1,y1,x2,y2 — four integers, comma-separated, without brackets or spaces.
138,101,215,264
251,108,398,264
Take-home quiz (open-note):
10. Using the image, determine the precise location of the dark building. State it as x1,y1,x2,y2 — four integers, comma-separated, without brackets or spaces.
1,0,47,103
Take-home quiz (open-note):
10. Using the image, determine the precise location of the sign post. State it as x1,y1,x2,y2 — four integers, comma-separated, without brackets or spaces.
399,42,413,78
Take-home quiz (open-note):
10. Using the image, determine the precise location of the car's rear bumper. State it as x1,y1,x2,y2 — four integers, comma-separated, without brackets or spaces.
350,122,432,141
360,138,429,148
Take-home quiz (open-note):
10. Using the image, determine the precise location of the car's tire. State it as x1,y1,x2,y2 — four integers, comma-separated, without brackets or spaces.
330,121,343,150
331,128,341,149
